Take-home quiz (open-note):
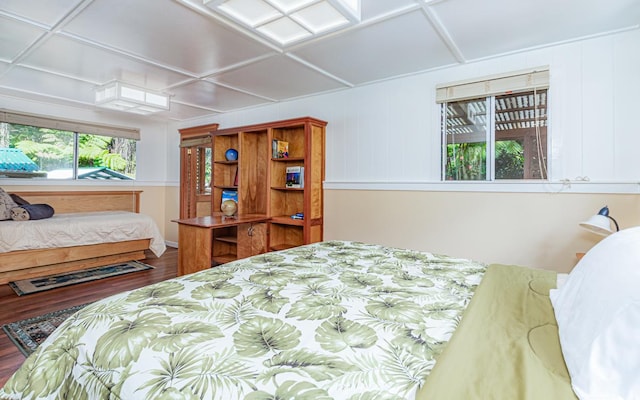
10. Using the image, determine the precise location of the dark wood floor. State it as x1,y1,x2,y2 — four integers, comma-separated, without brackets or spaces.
0,246,178,388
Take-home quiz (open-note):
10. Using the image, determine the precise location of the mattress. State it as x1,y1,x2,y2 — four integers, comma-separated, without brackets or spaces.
0,211,166,257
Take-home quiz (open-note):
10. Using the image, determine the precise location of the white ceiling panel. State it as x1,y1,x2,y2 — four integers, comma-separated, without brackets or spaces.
431,0,640,60
360,0,418,20
0,16,46,62
212,54,348,100
0,0,83,27
2,66,97,104
0,0,637,122
0,61,10,76
291,10,458,85
61,0,276,75
21,35,193,89
171,80,272,111
153,101,221,121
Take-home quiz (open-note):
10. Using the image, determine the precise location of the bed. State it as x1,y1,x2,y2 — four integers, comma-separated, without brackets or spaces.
0,190,166,285
0,236,637,399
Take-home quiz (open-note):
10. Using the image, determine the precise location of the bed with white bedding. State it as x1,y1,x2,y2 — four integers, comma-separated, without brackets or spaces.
2,233,637,399
0,190,166,285
0,211,165,256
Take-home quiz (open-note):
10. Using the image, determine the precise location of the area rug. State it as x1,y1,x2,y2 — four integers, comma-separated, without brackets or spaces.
2,303,89,356
9,260,154,296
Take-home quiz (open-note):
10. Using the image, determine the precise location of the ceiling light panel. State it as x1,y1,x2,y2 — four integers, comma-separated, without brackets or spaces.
257,17,312,44
291,1,349,33
205,0,360,46
212,0,282,27
266,0,316,13
95,81,169,115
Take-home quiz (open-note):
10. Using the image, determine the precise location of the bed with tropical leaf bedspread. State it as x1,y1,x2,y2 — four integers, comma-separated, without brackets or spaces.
0,241,487,400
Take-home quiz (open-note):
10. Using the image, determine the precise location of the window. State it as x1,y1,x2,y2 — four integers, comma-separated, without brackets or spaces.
0,111,138,180
438,68,549,181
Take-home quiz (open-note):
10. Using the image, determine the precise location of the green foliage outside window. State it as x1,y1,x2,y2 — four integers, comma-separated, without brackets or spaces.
1,122,135,178
445,142,486,180
495,140,524,179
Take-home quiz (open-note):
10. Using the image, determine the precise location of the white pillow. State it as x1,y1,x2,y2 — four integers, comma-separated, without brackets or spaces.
0,187,18,220
550,227,640,400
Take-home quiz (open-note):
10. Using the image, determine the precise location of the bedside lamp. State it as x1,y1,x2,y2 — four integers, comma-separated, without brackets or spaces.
579,206,619,236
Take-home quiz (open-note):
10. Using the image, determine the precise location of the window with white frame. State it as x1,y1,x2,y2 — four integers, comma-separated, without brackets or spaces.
437,68,549,181
0,111,138,180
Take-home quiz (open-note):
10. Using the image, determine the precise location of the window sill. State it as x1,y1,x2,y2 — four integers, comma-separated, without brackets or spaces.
323,180,640,194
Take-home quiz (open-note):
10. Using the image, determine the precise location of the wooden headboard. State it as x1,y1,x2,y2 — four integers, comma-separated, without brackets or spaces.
11,190,142,213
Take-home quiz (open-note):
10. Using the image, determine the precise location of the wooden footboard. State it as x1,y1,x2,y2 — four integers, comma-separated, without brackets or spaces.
0,190,149,285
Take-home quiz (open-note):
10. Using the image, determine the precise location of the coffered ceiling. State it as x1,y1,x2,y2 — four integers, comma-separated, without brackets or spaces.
0,0,638,122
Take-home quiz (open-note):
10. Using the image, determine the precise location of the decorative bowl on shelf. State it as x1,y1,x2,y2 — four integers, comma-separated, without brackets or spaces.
225,148,238,161
221,199,237,216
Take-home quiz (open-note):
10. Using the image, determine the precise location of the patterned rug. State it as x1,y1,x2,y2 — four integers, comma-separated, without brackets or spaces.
9,260,154,296
2,303,89,356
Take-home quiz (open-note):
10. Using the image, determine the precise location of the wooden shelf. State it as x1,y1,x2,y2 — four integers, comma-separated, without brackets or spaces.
215,236,237,244
271,157,304,162
271,216,304,226
212,254,236,264
271,186,304,191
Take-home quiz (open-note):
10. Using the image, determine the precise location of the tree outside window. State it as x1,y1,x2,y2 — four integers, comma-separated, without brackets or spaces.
0,122,136,179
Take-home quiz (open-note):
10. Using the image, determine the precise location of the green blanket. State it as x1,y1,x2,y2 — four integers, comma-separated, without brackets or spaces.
416,264,578,400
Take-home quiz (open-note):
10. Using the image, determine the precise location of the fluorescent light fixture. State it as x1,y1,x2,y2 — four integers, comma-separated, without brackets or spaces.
95,81,169,115
204,0,360,46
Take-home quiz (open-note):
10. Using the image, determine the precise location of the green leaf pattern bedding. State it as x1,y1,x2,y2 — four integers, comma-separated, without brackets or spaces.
0,241,486,400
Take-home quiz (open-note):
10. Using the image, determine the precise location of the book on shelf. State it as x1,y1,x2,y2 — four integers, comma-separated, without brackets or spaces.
285,166,304,188
272,139,289,158
221,189,238,203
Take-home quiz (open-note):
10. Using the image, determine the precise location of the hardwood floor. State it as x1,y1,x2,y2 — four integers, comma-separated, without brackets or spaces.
0,246,178,388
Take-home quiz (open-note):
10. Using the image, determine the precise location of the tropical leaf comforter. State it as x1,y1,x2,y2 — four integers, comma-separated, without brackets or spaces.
0,241,486,400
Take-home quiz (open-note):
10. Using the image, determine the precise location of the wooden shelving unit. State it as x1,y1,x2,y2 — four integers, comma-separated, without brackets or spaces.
268,117,326,250
176,117,326,272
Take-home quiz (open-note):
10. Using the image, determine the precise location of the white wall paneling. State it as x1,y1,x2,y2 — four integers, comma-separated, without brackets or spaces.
188,29,640,191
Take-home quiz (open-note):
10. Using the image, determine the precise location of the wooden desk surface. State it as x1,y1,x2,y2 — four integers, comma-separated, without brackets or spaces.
173,213,270,228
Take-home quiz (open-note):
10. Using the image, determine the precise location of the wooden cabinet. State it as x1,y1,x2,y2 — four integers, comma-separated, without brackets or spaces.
175,215,269,275
176,116,326,273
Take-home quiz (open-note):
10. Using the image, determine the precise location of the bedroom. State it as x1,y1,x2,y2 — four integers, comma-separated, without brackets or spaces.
1,0,639,398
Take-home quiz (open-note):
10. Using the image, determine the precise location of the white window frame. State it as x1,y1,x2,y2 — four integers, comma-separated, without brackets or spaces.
0,109,139,180
437,67,550,182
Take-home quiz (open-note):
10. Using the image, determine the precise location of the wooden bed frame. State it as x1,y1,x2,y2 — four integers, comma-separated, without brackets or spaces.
0,190,151,285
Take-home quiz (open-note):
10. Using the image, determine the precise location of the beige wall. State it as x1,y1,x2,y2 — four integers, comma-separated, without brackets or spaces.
5,184,638,271
325,189,640,273
164,185,181,244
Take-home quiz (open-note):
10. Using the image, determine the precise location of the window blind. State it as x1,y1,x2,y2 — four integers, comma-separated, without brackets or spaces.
180,136,211,148
436,67,549,103
0,109,140,140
